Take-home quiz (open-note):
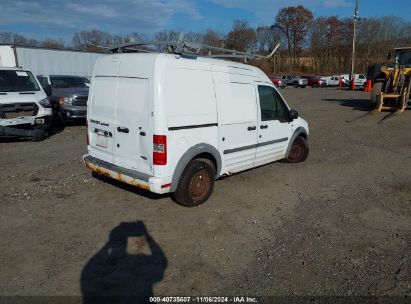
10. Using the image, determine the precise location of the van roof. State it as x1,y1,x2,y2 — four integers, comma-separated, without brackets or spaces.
94,52,268,80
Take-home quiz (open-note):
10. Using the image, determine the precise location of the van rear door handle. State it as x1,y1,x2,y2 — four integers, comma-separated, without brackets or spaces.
247,126,256,131
260,125,268,129
117,126,129,133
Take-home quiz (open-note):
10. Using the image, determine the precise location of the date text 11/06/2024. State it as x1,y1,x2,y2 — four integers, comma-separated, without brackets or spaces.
149,297,258,303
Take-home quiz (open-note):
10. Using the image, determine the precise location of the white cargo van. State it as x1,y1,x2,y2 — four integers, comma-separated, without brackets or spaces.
0,67,53,140
84,53,309,207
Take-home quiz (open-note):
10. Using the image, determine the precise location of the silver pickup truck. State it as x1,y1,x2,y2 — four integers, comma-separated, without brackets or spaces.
281,75,308,88
37,75,89,124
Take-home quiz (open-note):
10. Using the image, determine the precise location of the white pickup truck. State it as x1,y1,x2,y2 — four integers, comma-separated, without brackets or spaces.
321,74,367,87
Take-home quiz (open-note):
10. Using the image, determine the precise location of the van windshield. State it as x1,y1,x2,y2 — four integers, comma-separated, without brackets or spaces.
0,70,40,92
50,76,89,88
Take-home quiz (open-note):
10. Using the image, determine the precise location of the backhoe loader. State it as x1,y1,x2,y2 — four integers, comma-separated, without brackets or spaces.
370,47,411,114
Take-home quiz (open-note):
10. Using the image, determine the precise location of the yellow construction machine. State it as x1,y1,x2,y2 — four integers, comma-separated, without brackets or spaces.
370,47,411,114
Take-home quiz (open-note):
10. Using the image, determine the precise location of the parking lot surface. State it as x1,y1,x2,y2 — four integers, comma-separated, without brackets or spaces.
0,88,410,297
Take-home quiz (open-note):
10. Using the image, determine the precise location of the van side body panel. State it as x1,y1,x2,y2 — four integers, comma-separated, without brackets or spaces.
154,55,219,184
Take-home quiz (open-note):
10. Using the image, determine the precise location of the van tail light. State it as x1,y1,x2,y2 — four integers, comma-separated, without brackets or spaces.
86,120,89,146
153,135,167,165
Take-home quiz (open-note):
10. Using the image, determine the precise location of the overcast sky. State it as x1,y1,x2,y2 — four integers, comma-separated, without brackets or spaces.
1,0,410,42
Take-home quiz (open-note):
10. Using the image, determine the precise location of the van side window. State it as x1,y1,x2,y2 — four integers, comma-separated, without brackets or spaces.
258,85,288,122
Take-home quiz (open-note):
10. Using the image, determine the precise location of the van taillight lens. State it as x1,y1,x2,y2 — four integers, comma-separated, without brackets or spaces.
153,135,167,165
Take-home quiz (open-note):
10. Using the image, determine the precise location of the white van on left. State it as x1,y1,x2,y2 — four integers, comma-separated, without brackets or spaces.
0,67,53,141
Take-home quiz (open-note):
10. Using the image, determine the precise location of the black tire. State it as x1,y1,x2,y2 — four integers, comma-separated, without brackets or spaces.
300,85,306,88
370,82,383,109
293,82,299,88
173,159,215,207
285,136,309,163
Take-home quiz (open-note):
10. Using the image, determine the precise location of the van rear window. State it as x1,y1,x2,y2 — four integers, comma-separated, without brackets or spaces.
50,76,89,88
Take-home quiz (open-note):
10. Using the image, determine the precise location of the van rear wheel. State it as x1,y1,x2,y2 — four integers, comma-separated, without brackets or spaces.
173,159,215,207
285,136,309,163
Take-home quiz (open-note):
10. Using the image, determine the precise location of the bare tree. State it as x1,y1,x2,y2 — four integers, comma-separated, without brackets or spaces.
184,31,203,44
154,30,181,42
0,32,29,45
72,30,112,52
41,38,64,49
255,26,272,54
275,5,313,67
203,29,223,47
225,20,256,52
128,32,147,43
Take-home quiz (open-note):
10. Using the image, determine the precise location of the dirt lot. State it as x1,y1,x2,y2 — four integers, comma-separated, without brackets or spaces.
0,87,410,299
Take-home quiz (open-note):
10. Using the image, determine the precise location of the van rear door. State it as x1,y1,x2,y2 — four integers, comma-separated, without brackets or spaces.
88,54,153,176
88,76,118,165
114,76,152,175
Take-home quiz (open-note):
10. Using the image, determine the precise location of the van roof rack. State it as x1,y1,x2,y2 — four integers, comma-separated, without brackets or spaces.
107,33,279,62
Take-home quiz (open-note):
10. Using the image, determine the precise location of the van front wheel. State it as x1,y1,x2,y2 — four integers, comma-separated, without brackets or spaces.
173,159,215,207
285,136,309,163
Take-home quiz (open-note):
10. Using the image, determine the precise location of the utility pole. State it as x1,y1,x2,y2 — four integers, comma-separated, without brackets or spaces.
351,0,358,90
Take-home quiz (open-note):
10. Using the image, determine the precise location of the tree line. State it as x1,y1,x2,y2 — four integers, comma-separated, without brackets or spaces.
1,5,411,75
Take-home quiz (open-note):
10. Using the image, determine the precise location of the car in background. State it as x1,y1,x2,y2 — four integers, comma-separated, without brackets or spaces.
340,74,367,88
301,76,326,88
37,75,89,123
281,75,307,88
269,76,286,88
321,76,341,87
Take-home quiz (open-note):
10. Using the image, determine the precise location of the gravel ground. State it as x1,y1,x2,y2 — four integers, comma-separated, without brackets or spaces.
0,87,410,299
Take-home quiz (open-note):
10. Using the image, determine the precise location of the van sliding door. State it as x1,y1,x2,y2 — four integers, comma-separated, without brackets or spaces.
215,79,258,173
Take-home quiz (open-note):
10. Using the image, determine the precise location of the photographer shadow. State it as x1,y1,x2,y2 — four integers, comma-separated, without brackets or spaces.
81,221,167,303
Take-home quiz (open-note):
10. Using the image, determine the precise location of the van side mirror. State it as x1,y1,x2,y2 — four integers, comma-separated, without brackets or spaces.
43,84,52,97
290,109,299,121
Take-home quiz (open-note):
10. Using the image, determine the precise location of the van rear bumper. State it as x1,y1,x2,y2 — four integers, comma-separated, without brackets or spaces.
83,155,172,194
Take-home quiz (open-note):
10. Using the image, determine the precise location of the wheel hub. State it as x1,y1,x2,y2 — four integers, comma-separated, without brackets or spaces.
289,141,304,161
189,169,210,201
